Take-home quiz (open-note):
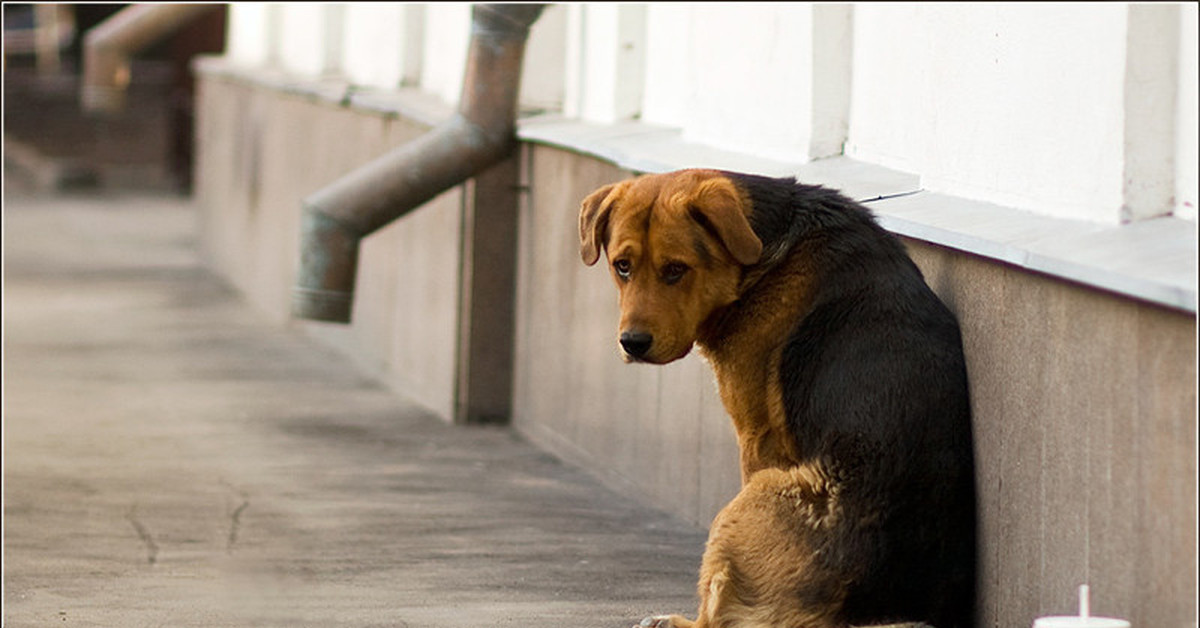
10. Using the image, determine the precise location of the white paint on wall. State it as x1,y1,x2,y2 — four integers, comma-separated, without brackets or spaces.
848,3,1130,224
1123,3,1182,222
572,4,646,123
638,4,688,127
563,4,584,119
809,4,853,160
642,4,814,164
1176,3,1199,221
520,4,567,112
225,4,271,68
277,4,327,77
420,3,471,107
579,4,618,122
341,5,406,89
221,2,1197,226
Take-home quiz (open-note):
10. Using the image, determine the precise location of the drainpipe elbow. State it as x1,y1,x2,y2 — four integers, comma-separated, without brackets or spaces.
81,40,130,114
293,208,363,323
80,4,216,115
290,3,546,324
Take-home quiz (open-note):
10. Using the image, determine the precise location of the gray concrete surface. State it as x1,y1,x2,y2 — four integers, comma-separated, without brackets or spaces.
2,184,705,627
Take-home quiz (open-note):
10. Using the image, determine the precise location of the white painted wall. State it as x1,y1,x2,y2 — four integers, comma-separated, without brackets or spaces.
224,3,272,68
561,4,645,123
277,4,328,77
642,4,814,164
222,2,1197,225
848,4,1129,223
520,5,567,112
340,5,406,89
419,3,471,107
1176,3,1199,221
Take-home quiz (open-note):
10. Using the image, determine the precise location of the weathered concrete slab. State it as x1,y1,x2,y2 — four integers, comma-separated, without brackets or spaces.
2,185,705,628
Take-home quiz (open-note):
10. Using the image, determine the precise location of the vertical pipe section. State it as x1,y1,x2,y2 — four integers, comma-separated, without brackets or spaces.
81,4,216,114
293,4,545,323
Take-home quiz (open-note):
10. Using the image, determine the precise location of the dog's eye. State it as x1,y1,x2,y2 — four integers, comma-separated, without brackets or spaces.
613,259,632,279
661,262,690,285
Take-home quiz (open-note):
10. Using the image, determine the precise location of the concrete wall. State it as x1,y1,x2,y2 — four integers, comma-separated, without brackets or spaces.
906,240,1195,628
192,74,463,420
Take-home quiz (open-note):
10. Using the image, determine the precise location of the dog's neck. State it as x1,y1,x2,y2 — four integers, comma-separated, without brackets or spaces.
696,235,820,480
696,178,817,353
697,234,818,360
732,174,810,295
694,176,841,479
736,229,802,297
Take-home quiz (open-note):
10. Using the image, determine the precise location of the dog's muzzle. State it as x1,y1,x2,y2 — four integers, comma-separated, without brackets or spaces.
619,330,654,361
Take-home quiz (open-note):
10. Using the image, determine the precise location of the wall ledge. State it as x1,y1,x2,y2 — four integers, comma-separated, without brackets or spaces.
192,56,456,128
191,58,1196,314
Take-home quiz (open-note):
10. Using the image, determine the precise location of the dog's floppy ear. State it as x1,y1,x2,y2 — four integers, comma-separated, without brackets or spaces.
690,178,762,265
579,182,622,266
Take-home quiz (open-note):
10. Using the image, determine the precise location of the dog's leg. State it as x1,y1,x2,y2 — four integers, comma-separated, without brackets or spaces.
636,465,845,628
632,556,737,627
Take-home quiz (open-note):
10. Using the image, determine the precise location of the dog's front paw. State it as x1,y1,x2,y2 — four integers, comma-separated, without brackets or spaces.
635,615,692,628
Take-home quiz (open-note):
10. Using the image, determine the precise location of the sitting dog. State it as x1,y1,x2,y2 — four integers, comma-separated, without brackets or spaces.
579,169,976,628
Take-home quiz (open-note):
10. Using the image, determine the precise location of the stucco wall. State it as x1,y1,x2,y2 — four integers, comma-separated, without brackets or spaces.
192,74,462,420
905,239,1196,628
221,3,1198,225
848,4,1130,222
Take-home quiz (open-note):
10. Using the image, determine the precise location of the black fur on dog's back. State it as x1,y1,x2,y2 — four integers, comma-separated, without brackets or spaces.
728,172,977,628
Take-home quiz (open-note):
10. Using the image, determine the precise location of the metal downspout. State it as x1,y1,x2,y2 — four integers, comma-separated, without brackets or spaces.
293,4,546,323
81,4,217,114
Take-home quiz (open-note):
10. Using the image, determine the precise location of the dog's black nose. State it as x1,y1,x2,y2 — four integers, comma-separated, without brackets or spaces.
619,331,653,358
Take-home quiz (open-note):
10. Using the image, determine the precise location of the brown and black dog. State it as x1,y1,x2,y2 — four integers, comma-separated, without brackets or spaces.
579,169,975,628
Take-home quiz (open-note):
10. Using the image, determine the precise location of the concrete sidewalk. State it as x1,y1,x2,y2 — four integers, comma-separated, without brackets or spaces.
2,185,705,627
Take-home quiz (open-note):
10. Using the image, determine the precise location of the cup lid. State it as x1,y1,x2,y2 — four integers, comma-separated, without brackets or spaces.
1033,617,1131,628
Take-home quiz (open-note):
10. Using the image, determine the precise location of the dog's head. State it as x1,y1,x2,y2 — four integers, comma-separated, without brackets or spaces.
579,169,763,364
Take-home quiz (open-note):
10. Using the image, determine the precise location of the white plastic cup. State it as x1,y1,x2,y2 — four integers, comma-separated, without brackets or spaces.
1032,585,1131,628
1033,619,1130,628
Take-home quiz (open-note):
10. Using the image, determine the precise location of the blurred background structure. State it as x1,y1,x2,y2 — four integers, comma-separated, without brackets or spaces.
4,4,1197,628
3,3,226,190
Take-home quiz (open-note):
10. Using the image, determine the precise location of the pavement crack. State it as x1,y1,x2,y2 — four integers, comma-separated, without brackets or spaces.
227,500,250,553
126,506,159,565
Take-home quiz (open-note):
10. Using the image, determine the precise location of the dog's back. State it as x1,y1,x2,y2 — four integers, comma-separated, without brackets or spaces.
734,173,977,627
